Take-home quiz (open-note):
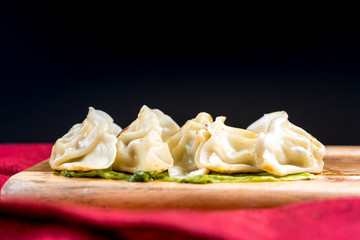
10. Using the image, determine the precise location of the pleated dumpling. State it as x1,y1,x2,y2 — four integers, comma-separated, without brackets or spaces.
196,116,259,173
252,112,326,176
114,105,179,173
49,107,122,171
167,112,213,178
247,111,285,133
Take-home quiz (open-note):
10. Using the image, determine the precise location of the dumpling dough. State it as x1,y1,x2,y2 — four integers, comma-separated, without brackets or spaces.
114,105,179,173
50,107,122,171
252,112,326,176
167,112,213,178
247,111,285,133
196,116,259,173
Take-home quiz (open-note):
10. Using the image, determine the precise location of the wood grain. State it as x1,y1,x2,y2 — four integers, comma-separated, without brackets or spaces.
2,146,360,210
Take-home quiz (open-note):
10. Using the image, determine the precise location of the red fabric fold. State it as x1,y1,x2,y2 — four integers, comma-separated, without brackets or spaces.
1,144,360,239
0,144,52,187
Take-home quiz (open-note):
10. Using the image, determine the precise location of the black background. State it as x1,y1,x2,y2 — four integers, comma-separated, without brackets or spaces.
1,3,359,145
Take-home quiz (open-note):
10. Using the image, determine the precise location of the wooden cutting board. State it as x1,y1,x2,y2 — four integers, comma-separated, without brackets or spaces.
2,146,360,210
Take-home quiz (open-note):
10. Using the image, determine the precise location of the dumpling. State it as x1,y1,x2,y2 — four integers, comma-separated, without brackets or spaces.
149,107,181,142
49,107,122,171
252,112,326,176
167,112,213,178
114,105,179,173
196,116,259,173
247,111,285,133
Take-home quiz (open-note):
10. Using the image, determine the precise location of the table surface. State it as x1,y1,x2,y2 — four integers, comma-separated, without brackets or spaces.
3,146,360,209
1,143,360,240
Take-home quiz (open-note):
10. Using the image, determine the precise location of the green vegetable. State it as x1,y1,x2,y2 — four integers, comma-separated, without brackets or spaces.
55,169,316,184
129,171,157,182
60,168,131,181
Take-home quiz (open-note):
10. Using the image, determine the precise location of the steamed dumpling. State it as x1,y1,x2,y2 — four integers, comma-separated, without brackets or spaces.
49,107,122,171
247,111,285,133
252,112,326,176
114,105,179,173
196,116,259,173
167,112,213,178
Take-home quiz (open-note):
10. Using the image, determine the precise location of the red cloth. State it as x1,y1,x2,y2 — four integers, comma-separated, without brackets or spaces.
1,144,360,239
